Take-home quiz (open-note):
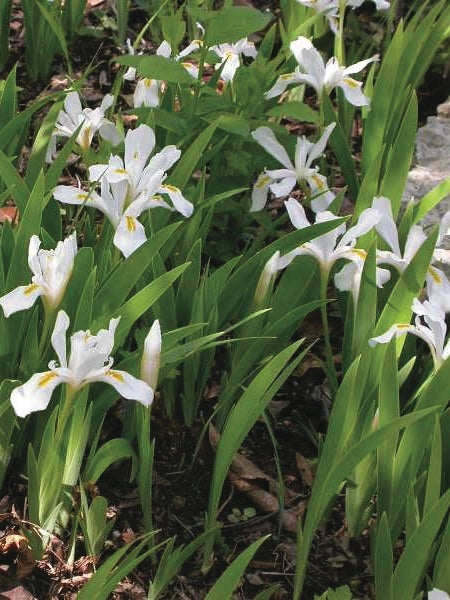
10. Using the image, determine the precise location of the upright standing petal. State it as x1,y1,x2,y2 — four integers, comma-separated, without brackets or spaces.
371,196,401,256
51,310,70,368
251,127,295,170
254,251,281,304
134,78,160,108
426,266,450,314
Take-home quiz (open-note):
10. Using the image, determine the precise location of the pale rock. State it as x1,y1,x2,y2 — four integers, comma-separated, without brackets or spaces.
403,96,450,267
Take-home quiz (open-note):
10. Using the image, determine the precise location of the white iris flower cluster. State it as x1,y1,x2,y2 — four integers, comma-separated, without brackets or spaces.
54,124,193,258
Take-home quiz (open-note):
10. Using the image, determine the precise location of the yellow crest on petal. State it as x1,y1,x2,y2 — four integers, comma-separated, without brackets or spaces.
24,283,40,296
38,372,58,387
428,266,442,285
255,175,271,189
125,216,136,232
161,184,179,193
343,77,359,89
106,370,125,383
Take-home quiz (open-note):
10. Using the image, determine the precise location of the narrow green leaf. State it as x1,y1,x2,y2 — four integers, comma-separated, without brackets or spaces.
423,416,442,515
26,101,62,188
93,223,181,318
84,438,136,484
170,121,218,190
393,489,450,599
6,172,44,289
374,514,394,600
98,263,190,346
0,151,30,214
205,536,269,600
412,176,450,225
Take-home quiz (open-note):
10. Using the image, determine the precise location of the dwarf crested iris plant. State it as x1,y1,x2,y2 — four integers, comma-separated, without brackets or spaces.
0,2,449,599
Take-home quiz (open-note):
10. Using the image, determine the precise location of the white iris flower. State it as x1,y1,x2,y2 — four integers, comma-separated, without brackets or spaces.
369,299,450,369
280,198,380,274
125,39,199,108
0,234,77,317
251,123,336,212
46,92,122,161
266,36,378,107
281,198,391,301
211,38,257,82
10,311,154,418
295,0,389,33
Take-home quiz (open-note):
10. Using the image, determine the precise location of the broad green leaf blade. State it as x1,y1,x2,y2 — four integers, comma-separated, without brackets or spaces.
373,227,438,336
205,341,305,569
34,0,69,62
116,55,194,84
266,102,319,123
5,171,45,288
379,92,418,217
323,94,359,200
0,379,18,488
204,7,271,46
434,511,450,591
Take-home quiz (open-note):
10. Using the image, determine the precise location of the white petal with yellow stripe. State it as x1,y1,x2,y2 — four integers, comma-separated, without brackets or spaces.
0,283,44,317
90,369,154,406
10,370,67,418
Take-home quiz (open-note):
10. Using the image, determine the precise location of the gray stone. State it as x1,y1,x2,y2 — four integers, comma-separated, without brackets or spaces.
404,96,450,254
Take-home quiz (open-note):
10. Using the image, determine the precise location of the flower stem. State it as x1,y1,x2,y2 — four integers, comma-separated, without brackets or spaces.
336,0,346,66
38,306,55,360
56,385,77,442
318,93,325,137
320,270,339,396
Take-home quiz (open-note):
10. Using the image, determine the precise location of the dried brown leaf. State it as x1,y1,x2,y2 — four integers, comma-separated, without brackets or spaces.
295,453,315,487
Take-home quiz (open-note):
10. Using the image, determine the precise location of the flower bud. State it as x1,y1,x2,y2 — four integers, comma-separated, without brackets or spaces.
254,251,281,305
141,320,162,390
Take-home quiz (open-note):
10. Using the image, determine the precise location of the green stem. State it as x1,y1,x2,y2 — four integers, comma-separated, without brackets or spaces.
336,0,346,66
320,269,338,396
55,385,77,442
38,305,55,359
318,92,325,136
192,44,207,118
